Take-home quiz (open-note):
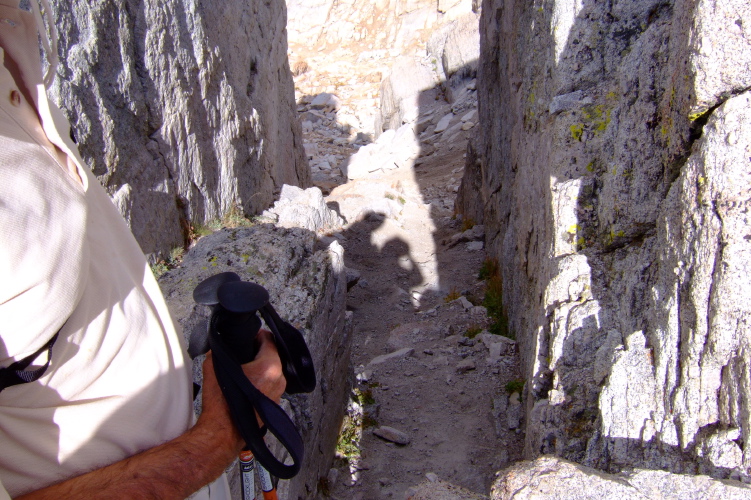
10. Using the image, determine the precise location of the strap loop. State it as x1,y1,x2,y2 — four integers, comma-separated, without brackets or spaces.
208,311,305,479
0,332,59,393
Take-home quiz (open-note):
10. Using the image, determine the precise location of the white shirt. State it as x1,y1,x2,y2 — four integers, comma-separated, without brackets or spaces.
0,2,204,496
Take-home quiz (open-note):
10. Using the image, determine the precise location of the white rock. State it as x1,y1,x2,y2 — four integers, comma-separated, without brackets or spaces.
452,296,474,310
466,240,484,251
310,92,341,111
262,185,343,232
460,109,477,122
303,142,319,159
368,347,415,366
434,112,454,133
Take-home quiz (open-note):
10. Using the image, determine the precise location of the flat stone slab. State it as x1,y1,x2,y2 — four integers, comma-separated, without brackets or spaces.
368,347,415,366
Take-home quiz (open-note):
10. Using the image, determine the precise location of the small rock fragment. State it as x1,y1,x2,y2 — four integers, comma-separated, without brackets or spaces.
434,113,454,133
466,240,484,251
453,296,474,310
507,392,522,429
456,359,476,373
368,347,415,366
356,368,373,383
374,426,411,445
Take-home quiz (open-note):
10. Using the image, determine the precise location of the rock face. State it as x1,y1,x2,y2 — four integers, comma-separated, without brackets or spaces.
476,0,751,480
287,0,442,57
49,1,309,259
491,456,751,500
158,225,351,499
376,10,481,136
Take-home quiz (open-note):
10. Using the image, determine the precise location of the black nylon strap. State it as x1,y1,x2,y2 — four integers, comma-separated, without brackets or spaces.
208,313,305,479
0,332,59,393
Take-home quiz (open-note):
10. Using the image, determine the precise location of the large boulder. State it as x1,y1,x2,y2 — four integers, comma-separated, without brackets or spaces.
376,56,438,134
428,12,481,81
374,11,481,135
158,224,352,499
262,185,344,233
477,0,751,479
49,0,309,260
345,123,421,180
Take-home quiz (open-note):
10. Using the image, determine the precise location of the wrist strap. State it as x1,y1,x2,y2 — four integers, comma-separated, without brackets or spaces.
0,332,59,393
209,317,304,479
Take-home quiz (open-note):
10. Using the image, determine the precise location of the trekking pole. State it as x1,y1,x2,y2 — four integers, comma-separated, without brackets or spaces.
239,449,256,500
239,449,278,500
257,462,278,500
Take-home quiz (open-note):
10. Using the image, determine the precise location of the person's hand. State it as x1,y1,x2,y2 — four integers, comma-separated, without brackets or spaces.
241,329,286,404
196,329,287,456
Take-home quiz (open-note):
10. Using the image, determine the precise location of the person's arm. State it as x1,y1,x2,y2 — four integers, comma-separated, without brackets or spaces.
17,330,285,500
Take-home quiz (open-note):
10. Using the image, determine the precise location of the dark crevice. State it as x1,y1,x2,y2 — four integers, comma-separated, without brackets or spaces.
689,85,751,144
597,223,656,254
664,85,751,190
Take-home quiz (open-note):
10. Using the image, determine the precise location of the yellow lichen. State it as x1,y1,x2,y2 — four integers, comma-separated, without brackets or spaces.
570,123,584,141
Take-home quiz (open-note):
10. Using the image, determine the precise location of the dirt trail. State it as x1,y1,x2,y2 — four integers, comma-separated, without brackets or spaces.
289,43,524,499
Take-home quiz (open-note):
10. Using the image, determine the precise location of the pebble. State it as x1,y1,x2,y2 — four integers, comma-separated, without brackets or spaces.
460,110,477,122
373,426,411,445
356,368,373,382
434,112,454,133
452,295,474,310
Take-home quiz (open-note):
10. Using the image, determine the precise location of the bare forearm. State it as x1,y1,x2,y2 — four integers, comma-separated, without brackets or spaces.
17,417,239,500
15,337,284,500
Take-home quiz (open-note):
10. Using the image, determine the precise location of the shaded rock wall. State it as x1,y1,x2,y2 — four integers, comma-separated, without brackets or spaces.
158,225,351,499
49,0,309,259
476,0,751,479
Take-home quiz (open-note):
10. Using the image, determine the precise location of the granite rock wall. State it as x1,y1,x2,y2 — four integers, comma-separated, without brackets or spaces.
49,0,308,259
476,0,751,479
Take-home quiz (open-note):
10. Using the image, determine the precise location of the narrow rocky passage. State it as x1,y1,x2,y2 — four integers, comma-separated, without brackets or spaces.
288,38,525,498
328,211,525,499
